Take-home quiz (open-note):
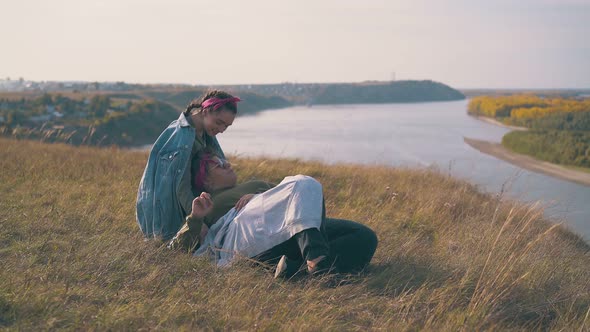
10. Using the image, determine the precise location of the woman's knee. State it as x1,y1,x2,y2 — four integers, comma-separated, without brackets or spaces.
361,224,378,254
325,219,378,273
353,224,378,266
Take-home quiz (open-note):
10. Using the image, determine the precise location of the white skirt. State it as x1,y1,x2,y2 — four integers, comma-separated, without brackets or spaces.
194,175,323,266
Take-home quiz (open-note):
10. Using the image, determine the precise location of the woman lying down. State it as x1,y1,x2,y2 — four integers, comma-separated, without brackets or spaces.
168,153,378,279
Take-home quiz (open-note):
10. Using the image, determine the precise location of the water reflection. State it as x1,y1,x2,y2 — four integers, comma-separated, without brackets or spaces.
218,100,590,241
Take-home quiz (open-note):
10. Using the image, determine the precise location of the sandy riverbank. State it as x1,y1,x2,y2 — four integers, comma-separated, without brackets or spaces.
464,137,590,187
470,115,528,131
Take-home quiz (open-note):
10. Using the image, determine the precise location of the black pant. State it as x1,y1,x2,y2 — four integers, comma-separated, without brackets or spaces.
254,218,378,274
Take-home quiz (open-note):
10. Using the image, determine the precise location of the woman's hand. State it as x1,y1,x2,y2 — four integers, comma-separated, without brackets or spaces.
191,192,214,218
235,194,255,211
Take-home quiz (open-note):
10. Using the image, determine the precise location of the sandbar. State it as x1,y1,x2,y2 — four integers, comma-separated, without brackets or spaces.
464,137,590,187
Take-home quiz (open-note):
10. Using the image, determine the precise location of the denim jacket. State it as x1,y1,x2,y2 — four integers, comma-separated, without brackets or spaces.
135,112,224,240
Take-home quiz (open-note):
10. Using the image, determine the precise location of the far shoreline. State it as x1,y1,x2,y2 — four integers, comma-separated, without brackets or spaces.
469,114,528,131
464,137,590,187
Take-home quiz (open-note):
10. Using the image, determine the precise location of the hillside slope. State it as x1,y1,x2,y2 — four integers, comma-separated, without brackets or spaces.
0,139,588,330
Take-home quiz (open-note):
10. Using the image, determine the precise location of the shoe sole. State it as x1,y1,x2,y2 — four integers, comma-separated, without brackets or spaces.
274,255,288,279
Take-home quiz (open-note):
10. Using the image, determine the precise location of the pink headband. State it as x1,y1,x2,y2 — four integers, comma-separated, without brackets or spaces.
201,97,242,112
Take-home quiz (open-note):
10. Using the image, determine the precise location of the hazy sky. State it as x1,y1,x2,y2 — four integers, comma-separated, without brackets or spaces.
1,0,589,88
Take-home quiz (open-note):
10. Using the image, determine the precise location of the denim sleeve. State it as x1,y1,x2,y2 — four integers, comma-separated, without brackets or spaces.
177,157,194,216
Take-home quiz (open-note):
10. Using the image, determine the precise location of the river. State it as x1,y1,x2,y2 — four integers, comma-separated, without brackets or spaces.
215,100,590,241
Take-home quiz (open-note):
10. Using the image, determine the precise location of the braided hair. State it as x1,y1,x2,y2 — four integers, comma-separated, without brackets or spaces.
184,90,238,116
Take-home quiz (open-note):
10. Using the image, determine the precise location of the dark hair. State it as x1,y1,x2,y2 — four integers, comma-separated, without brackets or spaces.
185,90,238,115
191,148,220,193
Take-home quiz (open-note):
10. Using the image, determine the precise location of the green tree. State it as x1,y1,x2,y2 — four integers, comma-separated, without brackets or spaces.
89,95,111,118
37,93,53,107
6,110,26,126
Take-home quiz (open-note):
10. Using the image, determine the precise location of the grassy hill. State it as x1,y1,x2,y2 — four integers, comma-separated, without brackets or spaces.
311,80,465,105
0,90,292,148
1,138,589,330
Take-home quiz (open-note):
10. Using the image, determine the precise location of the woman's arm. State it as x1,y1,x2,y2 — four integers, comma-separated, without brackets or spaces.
234,181,278,210
168,193,214,252
204,181,275,226
177,136,209,216
235,194,256,211
177,159,196,216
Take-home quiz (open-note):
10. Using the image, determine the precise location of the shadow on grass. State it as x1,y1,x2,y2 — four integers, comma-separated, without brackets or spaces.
363,255,452,297
362,257,590,330
493,283,590,330
0,292,15,327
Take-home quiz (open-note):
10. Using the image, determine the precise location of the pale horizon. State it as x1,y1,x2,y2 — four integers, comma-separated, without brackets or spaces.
1,0,589,89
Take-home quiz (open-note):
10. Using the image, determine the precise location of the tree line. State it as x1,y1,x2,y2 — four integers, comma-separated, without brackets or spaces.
0,93,177,146
468,95,590,168
0,89,293,147
502,130,590,168
468,95,590,129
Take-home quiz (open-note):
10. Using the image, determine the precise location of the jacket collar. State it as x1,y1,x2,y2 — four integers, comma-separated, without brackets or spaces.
177,112,191,128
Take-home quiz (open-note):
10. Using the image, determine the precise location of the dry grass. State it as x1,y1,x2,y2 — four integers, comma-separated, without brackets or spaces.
1,138,589,331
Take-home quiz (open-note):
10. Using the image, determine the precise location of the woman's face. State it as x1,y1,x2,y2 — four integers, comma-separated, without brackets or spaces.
203,108,235,136
204,156,237,191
